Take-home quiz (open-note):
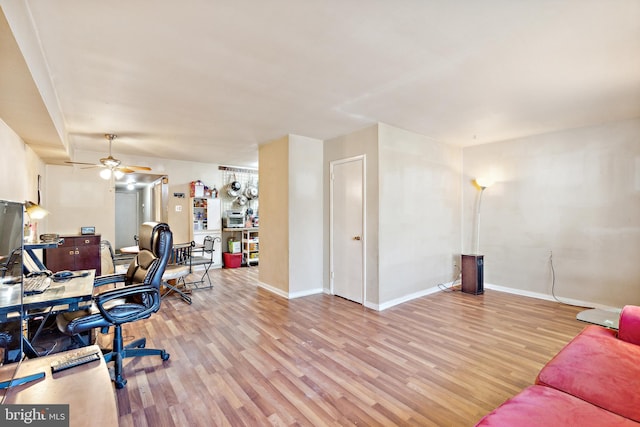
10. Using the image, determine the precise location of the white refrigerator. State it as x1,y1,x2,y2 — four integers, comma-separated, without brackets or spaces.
189,197,222,268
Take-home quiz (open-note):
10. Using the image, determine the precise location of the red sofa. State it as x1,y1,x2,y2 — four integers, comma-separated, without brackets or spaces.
477,305,640,426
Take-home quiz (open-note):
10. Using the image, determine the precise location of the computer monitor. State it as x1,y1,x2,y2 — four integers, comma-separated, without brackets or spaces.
0,199,24,365
0,200,46,395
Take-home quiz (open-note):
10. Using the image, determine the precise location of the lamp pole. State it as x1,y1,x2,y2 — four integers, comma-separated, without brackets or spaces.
475,186,486,254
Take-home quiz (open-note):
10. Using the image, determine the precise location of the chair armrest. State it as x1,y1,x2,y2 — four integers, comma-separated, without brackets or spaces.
94,284,159,324
94,273,127,287
618,305,640,345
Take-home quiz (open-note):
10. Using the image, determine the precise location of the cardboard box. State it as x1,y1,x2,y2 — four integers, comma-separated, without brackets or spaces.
228,241,240,253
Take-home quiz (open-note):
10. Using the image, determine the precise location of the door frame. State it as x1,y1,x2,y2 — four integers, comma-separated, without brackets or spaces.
329,154,366,304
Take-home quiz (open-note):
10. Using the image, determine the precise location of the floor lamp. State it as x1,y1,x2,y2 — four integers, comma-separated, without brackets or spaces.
474,178,493,254
461,178,493,295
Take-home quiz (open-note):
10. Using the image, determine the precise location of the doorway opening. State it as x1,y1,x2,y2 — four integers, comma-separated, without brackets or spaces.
114,173,168,250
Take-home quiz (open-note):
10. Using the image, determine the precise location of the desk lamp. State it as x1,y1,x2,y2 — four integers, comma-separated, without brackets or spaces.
24,201,49,243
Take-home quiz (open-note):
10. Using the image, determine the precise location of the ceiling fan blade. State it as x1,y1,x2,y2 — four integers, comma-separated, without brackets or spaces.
116,167,136,174
65,161,101,166
123,165,152,171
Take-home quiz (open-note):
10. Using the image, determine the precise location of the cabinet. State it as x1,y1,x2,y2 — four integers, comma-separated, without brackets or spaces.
189,197,222,269
461,254,483,295
242,229,259,266
189,197,221,242
44,235,101,275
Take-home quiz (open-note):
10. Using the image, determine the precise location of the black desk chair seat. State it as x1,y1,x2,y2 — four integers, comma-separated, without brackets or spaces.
56,222,172,389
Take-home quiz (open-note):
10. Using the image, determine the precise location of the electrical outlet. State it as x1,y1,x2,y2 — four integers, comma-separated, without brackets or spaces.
175,205,182,212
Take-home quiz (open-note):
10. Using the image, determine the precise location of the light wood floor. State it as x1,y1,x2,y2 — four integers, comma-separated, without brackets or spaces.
112,267,587,426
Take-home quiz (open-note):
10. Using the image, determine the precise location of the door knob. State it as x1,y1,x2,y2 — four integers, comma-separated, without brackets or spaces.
353,236,361,241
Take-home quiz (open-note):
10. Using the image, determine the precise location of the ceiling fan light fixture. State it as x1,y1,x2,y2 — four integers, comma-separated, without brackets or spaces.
101,156,121,169
100,168,112,180
67,133,152,180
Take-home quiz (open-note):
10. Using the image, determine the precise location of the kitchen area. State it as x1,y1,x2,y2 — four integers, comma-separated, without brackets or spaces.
182,166,259,268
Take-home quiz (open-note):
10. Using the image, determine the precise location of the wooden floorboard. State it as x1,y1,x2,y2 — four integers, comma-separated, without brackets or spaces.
110,267,587,426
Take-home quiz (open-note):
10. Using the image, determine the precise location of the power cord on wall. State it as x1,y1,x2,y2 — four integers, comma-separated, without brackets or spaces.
550,251,559,302
549,251,588,308
438,268,461,292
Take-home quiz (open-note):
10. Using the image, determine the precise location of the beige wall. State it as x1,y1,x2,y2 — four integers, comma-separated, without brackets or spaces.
288,135,323,296
45,165,115,240
0,119,45,205
258,136,289,293
463,118,640,308
324,124,380,306
378,123,462,305
6,110,640,311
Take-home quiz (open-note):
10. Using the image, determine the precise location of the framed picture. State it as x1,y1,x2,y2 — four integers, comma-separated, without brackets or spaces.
80,226,95,235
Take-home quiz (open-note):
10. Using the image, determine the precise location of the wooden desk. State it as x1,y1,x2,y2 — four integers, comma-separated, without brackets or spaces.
118,246,139,255
0,345,118,426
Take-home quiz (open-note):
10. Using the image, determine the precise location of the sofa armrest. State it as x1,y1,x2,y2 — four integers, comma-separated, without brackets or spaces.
618,305,640,345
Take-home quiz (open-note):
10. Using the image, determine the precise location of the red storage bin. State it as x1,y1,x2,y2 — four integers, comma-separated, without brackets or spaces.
223,252,242,268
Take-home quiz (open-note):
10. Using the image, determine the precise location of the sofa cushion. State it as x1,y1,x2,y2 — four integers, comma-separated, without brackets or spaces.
619,305,640,346
476,385,638,426
536,325,640,422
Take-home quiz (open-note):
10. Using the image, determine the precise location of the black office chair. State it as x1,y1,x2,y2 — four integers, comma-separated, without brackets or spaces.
56,222,173,388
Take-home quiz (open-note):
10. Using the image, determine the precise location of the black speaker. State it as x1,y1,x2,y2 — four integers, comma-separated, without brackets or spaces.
461,254,484,295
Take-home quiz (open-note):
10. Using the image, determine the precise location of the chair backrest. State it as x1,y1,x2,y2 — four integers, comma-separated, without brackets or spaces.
0,248,22,278
126,222,173,289
100,240,116,275
203,236,214,253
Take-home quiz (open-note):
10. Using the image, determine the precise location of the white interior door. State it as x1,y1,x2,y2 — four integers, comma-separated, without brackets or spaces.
331,156,365,304
115,192,139,249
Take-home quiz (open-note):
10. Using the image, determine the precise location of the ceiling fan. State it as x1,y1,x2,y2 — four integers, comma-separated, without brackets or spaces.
66,134,152,179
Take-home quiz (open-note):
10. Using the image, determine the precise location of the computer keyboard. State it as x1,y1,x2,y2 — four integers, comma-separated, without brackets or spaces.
23,274,51,294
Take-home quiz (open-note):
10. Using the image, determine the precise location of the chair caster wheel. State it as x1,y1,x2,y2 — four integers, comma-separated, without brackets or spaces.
161,352,170,361
115,379,127,389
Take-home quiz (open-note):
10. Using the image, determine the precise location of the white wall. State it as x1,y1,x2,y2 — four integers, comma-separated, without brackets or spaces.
463,118,640,308
0,119,45,208
378,123,462,304
289,135,323,296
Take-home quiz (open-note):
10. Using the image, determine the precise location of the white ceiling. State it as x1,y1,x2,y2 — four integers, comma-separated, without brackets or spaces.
1,1,639,168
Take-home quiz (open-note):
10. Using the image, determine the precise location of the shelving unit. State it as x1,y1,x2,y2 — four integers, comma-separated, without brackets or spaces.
188,197,222,268
190,197,209,233
242,229,259,265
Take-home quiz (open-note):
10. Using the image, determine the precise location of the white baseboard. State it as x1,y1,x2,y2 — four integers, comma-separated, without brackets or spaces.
484,283,620,311
256,281,323,299
256,280,620,312
256,281,288,298
289,288,324,299
375,286,442,311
